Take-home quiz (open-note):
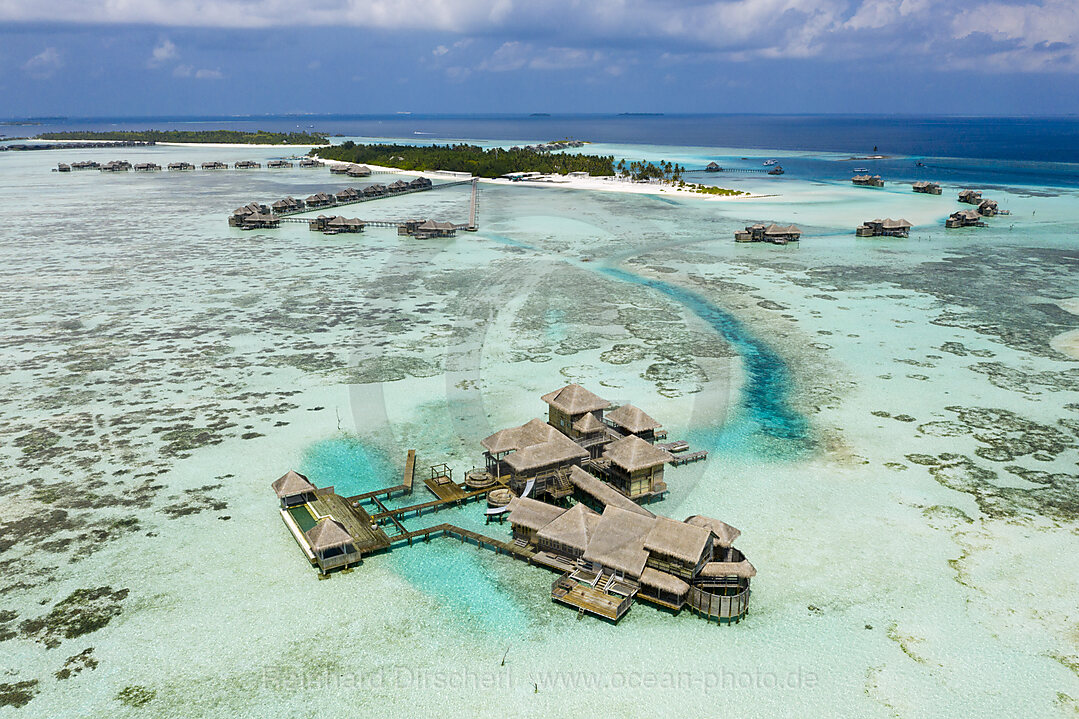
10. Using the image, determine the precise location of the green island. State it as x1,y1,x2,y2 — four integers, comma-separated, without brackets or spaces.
314,142,616,177
36,130,328,145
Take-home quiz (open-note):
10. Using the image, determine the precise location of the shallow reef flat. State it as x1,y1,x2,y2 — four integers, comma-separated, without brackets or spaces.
0,144,1077,717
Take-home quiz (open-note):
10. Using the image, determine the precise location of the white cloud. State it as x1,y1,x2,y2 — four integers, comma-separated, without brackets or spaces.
174,64,223,79
22,47,62,79
0,1,1077,72
148,38,178,66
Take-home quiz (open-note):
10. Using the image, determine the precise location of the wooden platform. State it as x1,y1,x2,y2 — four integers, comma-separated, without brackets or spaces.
310,488,391,553
424,476,469,502
669,450,708,466
551,575,633,621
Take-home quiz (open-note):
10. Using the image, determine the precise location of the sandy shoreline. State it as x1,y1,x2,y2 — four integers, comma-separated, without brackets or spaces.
314,155,771,201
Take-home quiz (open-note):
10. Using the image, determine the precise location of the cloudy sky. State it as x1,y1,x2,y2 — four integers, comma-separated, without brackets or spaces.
1,0,1077,117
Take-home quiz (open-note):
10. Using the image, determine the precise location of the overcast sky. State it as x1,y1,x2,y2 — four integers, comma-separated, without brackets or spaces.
2,0,1078,117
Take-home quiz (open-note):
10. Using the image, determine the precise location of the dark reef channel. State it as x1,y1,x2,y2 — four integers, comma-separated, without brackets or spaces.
600,266,808,443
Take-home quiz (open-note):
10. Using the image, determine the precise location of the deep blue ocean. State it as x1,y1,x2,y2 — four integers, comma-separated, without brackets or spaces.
5,114,1078,186
5,113,1079,161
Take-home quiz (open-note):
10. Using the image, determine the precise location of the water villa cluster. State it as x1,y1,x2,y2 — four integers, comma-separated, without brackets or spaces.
55,157,324,173
852,174,885,187
947,189,1006,228
856,218,913,238
270,384,746,624
734,223,802,244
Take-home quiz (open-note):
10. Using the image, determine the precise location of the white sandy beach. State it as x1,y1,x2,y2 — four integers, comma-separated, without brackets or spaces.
314,155,771,201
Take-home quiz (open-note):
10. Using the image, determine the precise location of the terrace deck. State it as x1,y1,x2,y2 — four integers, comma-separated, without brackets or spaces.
310,488,391,553
551,575,632,621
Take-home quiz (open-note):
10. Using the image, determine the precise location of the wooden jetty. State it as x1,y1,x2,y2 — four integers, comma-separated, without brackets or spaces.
668,450,708,466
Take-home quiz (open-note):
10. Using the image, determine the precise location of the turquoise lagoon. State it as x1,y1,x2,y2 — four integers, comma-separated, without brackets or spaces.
0,137,1078,717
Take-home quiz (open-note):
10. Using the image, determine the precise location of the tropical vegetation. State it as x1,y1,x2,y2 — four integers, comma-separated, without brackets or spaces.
37,130,328,145
315,142,615,177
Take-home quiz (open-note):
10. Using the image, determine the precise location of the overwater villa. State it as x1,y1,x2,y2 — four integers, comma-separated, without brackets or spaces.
235,160,261,169
852,174,884,187
271,196,305,214
705,162,721,172
273,470,373,573
100,160,131,172
346,164,372,178
978,199,999,216
305,192,337,209
308,215,365,234
335,187,362,203
912,181,942,195
168,162,195,171
958,189,982,204
71,160,100,170
362,184,387,197
409,177,433,189
268,159,293,168
478,384,686,505
229,202,271,226
856,218,913,238
509,494,753,622
946,209,987,228
201,161,227,170
241,212,280,230
412,220,458,239
134,162,161,172
388,180,410,193
767,165,785,175
735,223,802,244
56,163,70,172
329,163,351,175
299,158,324,168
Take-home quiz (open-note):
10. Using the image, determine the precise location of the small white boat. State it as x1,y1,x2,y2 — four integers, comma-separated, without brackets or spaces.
854,167,869,173
763,159,778,166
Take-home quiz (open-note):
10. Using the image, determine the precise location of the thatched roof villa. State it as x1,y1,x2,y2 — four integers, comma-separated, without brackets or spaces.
912,181,942,195
856,218,913,238
946,209,986,228
509,489,753,622
958,189,982,204
305,192,337,209
412,220,458,239
734,223,802,244
852,174,884,187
